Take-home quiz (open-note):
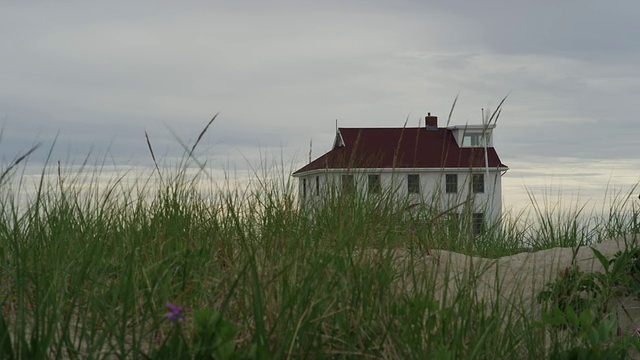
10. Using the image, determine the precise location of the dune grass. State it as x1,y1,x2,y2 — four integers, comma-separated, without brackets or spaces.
0,135,639,359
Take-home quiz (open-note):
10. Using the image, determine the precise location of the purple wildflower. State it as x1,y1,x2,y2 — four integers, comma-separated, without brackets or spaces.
166,301,185,322
617,326,622,337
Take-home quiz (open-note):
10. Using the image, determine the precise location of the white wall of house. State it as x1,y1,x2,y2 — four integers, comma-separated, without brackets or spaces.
295,167,504,223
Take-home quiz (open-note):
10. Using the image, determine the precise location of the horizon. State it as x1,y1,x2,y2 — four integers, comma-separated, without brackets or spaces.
4,132,638,220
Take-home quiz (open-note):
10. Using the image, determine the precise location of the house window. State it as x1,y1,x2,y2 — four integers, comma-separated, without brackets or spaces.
302,178,307,198
315,176,320,196
407,174,420,194
462,133,490,147
472,174,484,193
446,212,460,235
473,213,484,234
342,174,354,193
462,134,480,147
368,174,381,194
445,174,457,193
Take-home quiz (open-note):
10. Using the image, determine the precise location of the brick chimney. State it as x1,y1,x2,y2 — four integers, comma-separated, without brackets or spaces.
425,113,438,130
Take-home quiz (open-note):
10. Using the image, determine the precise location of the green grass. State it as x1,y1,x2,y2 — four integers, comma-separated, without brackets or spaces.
0,139,639,359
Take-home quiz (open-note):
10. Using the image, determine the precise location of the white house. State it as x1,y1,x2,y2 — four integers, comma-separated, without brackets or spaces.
292,114,509,231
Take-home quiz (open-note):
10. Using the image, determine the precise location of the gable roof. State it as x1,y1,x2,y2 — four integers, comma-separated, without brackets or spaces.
292,127,507,176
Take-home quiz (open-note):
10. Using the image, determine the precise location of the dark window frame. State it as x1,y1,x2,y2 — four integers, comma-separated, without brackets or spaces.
368,174,381,194
445,212,460,235
342,174,354,193
407,174,420,194
472,173,484,193
445,174,458,193
472,212,484,234
302,178,307,198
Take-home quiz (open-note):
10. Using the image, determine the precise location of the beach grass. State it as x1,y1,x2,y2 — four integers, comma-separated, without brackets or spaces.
0,135,639,359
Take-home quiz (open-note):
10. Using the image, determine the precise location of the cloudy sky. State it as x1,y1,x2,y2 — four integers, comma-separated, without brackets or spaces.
1,0,639,213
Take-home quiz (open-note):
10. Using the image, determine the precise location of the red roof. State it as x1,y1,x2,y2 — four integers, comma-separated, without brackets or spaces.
293,127,507,175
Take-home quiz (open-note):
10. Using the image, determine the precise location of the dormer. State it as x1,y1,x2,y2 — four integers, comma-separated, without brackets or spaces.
448,124,495,148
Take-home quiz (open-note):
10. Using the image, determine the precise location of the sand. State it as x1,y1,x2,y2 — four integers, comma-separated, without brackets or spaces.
375,234,640,335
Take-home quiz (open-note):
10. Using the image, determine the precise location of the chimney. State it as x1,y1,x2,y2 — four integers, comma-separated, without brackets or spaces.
425,113,438,130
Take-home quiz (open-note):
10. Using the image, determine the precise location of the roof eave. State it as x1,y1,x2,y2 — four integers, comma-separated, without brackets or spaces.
293,165,510,177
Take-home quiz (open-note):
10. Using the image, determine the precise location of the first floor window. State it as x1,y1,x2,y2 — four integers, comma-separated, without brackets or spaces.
407,174,420,194
472,174,484,193
446,212,460,234
472,212,484,234
445,174,458,193
368,174,381,194
342,174,354,193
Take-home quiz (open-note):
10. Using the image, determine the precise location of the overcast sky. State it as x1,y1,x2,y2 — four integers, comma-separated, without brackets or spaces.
1,0,639,213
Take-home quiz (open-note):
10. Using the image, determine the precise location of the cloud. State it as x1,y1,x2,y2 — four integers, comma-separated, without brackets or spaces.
423,1,640,60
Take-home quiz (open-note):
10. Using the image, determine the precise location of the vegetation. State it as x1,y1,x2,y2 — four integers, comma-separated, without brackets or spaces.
0,123,639,359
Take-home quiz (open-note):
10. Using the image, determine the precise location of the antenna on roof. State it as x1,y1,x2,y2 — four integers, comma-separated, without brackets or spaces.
335,119,338,132
309,138,312,163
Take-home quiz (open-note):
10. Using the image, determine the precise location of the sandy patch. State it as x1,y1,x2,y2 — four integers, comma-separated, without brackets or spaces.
374,234,640,333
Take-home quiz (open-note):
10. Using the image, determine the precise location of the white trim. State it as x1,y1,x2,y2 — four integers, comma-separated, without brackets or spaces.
292,166,509,177
447,124,495,130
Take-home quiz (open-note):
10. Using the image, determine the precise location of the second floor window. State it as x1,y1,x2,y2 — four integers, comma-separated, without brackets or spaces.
368,174,381,194
302,178,307,198
445,174,457,193
407,174,420,194
315,176,320,196
472,174,484,193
